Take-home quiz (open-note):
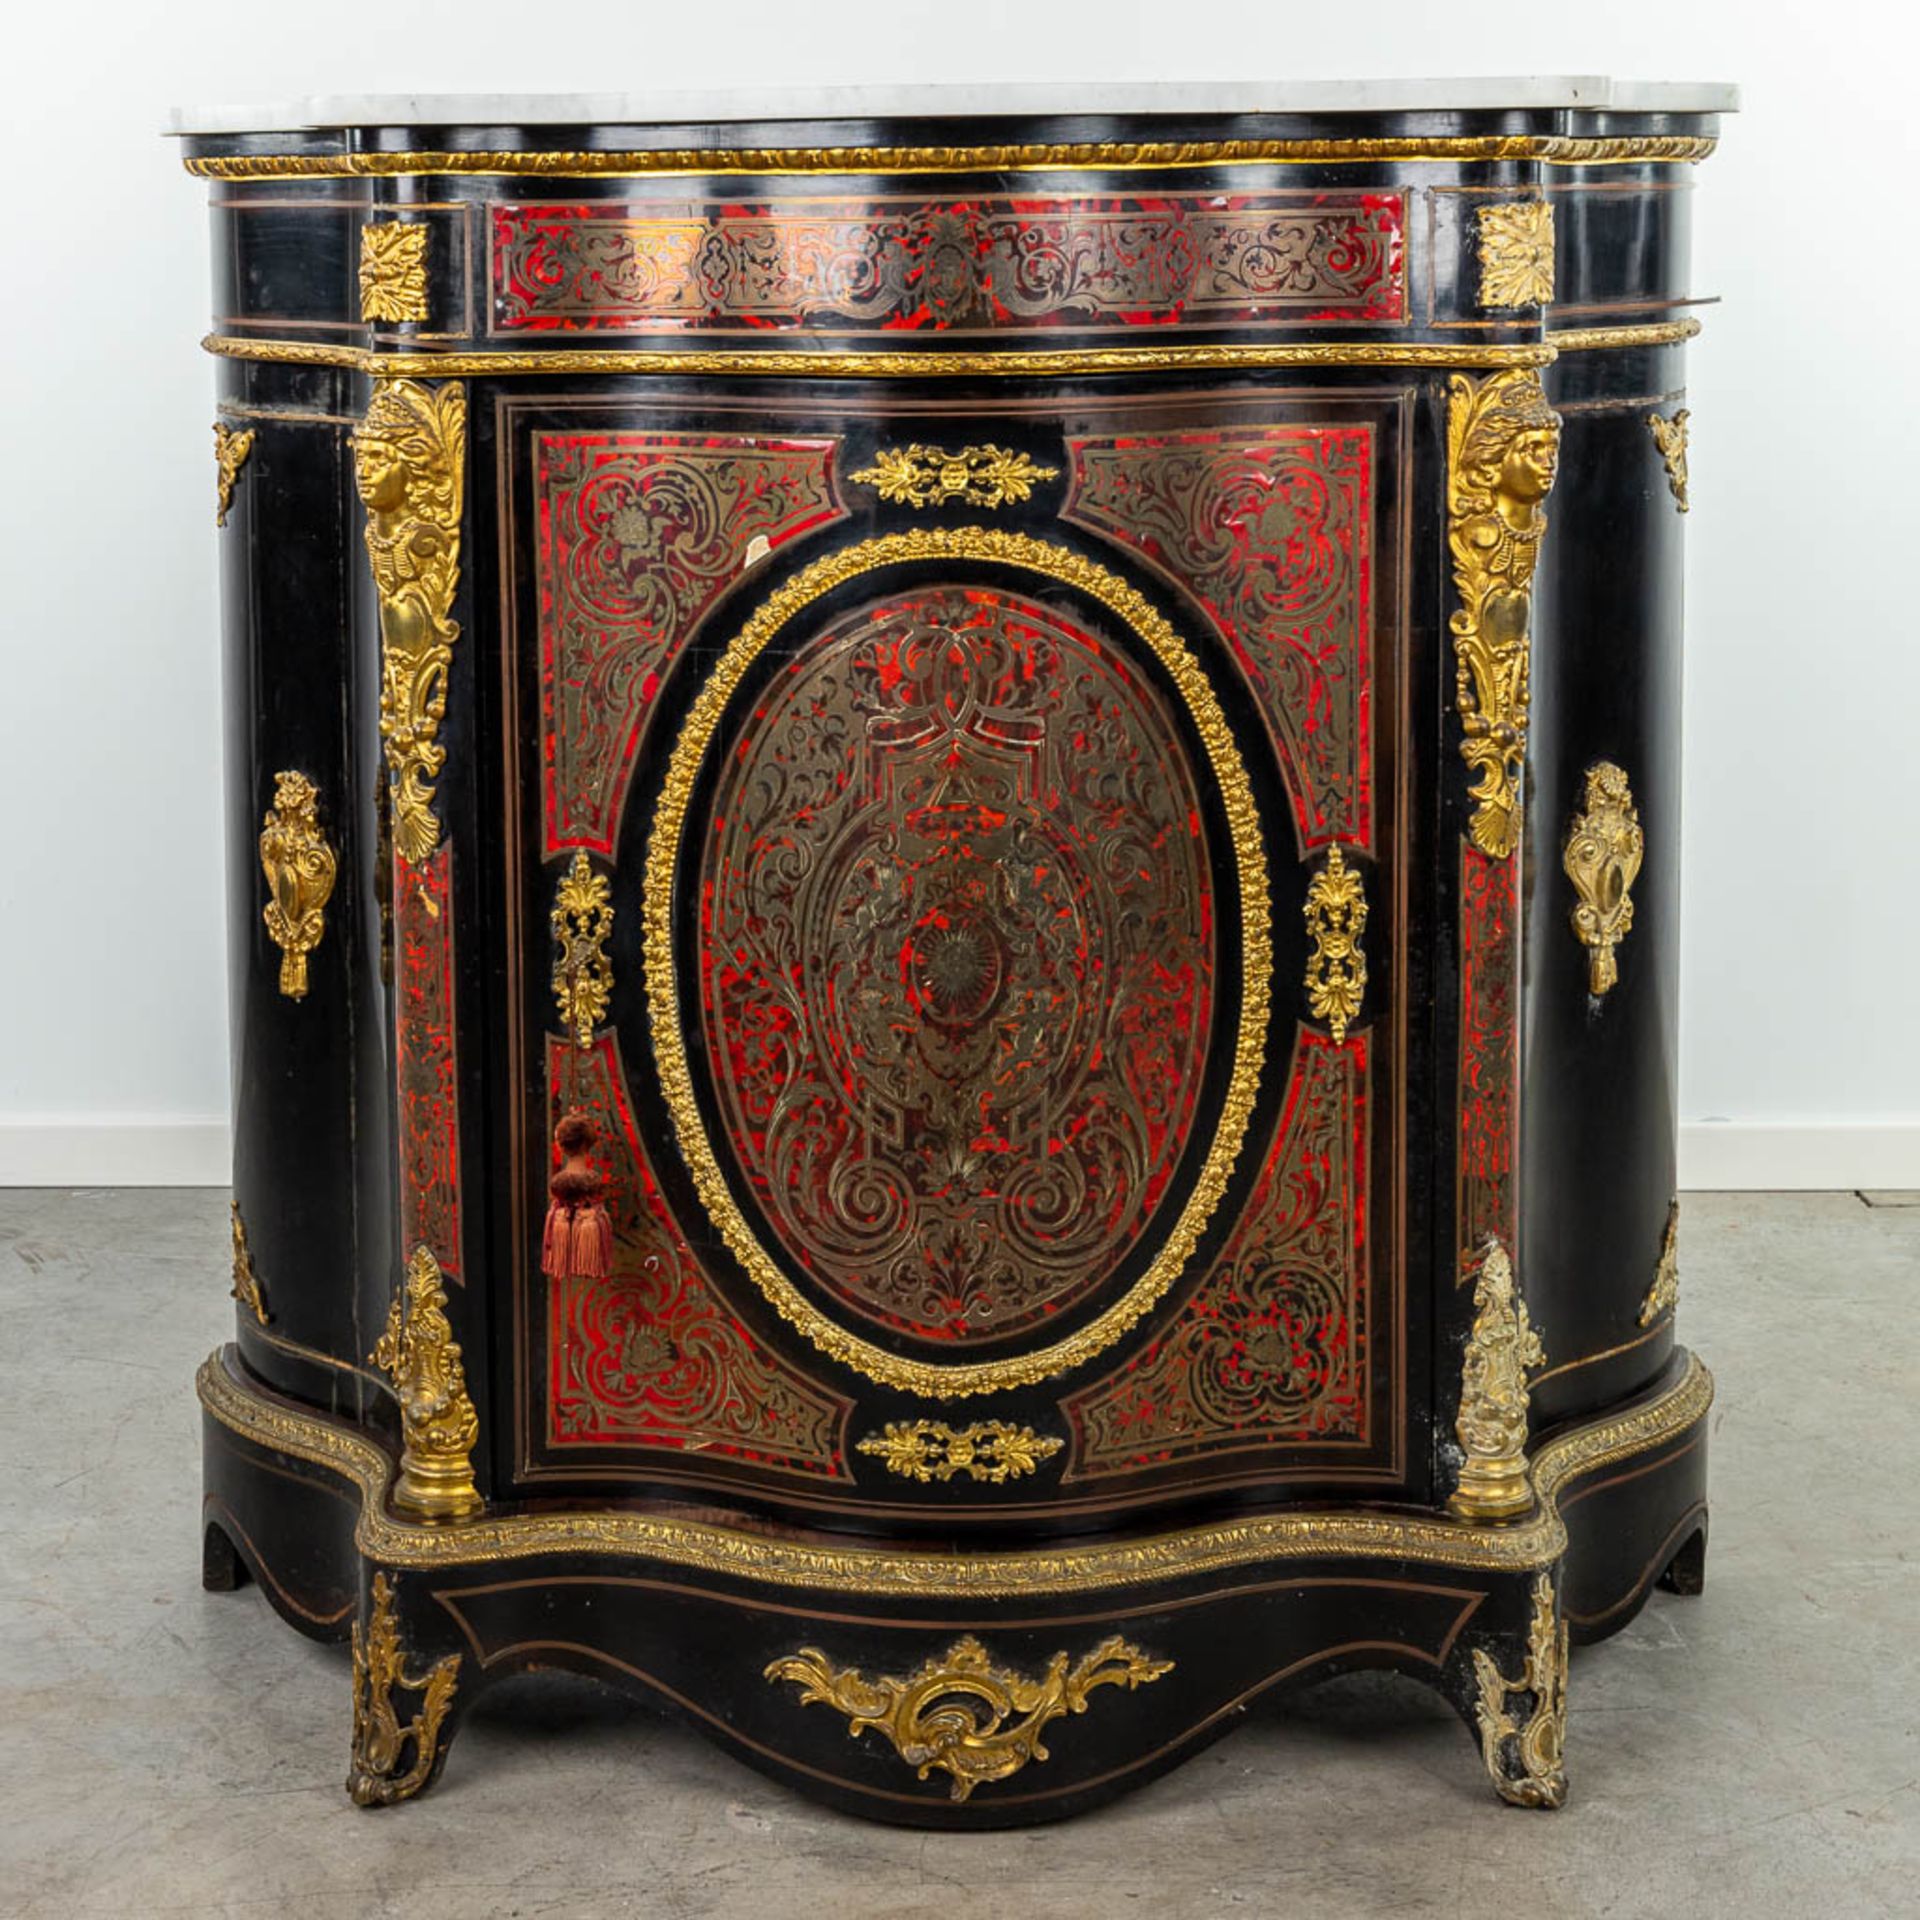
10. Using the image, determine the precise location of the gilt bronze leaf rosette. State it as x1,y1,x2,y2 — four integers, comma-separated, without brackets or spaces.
643,528,1271,1399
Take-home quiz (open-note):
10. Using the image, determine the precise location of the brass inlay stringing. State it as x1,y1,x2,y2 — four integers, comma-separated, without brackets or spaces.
259,771,338,1001
349,1571,460,1807
1640,1201,1680,1326
766,1635,1173,1802
1303,844,1367,1044
1477,202,1556,309
371,1247,483,1522
849,444,1058,509
1446,369,1562,859
1649,408,1691,510
196,1345,1714,1587
1563,762,1643,996
1450,1239,1546,1523
205,333,1556,380
212,422,254,527
228,1202,268,1325
354,379,466,866
1474,1574,1569,1809
550,851,614,1048
182,132,1719,182
358,222,430,324
857,1421,1064,1485
1545,318,1701,353
644,527,1270,1400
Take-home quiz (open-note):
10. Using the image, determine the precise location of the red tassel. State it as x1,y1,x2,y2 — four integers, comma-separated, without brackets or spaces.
569,1204,613,1280
543,1108,613,1281
540,1203,570,1279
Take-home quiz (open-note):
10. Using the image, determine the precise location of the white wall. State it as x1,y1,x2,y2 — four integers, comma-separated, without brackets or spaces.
2,1,1912,1189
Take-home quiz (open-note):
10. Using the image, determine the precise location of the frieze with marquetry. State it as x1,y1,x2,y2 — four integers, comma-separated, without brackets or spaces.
492,192,1404,335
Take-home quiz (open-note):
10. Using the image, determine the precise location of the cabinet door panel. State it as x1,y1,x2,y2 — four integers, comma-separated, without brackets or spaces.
487,385,1420,1527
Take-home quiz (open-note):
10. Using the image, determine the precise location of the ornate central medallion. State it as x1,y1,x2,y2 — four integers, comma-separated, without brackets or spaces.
699,584,1214,1344
644,528,1270,1397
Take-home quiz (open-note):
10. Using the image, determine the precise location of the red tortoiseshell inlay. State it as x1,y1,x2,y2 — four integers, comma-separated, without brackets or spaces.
1063,1029,1370,1476
533,432,844,858
1458,842,1518,1259
493,192,1405,335
544,1035,850,1474
1066,426,1374,852
697,584,1217,1346
396,845,462,1279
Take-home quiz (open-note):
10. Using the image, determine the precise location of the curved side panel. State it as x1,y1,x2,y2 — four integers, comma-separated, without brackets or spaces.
1525,336,1689,1427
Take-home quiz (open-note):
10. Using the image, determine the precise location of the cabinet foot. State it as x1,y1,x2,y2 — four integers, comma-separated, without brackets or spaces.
347,1570,462,1808
201,1517,246,1594
1658,1521,1708,1598
1462,1573,1569,1810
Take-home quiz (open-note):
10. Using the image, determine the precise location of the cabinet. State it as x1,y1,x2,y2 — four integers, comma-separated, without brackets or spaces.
186,79,1726,1822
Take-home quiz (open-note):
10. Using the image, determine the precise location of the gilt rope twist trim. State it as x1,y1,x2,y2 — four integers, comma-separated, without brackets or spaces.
204,334,1558,378
196,1348,1714,1588
182,133,1719,181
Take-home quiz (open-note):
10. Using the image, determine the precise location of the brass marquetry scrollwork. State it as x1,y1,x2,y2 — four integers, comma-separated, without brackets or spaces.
1649,408,1691,511
371,1247,482,1521
259,771,338,1000
857,1421,1063,1485
1303,845,1367,1043
355,380,466,866
849,444,1058,508
228,1201,268,1325
1563,762,1643,997
766,1635,1172,1801
1477,202,1556,309
550,851,614,1048
643,527,1270,1400
359,222,430,323
1474,1575,1569,1809
349,1572,460,1806
1450,1239,1546,1523
212,422,254,527
1446,370,1562,859
1640,1201,1681,1326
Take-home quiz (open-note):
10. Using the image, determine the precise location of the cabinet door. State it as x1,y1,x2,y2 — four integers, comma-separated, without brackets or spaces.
486,382,1422,1529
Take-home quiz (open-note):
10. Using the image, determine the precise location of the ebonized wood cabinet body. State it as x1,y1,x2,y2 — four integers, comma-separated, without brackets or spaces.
187,84,1723,1821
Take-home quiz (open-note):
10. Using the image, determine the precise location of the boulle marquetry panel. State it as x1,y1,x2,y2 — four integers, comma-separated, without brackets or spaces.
490,191,1407,336
697,582,1217,1346
186,82,1727,1826
534,431,847,855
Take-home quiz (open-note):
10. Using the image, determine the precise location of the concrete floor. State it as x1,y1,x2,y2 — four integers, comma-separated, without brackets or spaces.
0,1189,1914,1918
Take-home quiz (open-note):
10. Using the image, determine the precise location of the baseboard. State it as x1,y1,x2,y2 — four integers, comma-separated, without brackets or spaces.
0,1119,230,1188
1,1118,1913,1194
1680,1122,1920,1192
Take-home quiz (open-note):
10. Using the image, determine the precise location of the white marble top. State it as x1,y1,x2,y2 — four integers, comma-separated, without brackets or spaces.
169,78,1738,137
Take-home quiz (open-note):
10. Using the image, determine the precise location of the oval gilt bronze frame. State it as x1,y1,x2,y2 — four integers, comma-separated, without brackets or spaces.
641,527,1272,1399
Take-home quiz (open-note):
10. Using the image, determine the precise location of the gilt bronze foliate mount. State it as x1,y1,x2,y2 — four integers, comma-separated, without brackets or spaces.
259,771,338,1000
1446,371,1563,860
1451,1239,1546,1523
350,1571,460,1805
371,1248,482,1522
1564,762,1644,997
767,1635,1172,1802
